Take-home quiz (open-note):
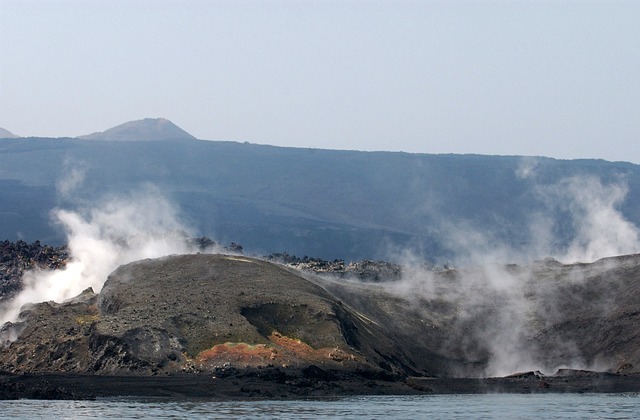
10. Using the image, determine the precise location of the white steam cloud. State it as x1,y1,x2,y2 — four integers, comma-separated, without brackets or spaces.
56,159,87,198
388,163,640,377
0,185,219,324
539,176,640,263
4,158,640,378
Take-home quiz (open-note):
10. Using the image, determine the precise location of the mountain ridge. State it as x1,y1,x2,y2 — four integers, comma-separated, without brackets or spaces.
0,135,639,262
77,117,196,141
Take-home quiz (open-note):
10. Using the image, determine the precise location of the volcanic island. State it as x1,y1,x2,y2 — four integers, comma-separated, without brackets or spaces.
1,252,640,399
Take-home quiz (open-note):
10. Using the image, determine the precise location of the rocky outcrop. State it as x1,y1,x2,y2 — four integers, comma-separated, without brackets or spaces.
265,253,403,281
526,255,640,375
0,239,238,304
0,254,413,379
0,240,68,302
1,252,640,397
313,254,640,377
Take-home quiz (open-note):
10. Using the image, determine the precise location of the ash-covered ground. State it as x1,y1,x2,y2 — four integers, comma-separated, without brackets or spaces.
1,241,640,399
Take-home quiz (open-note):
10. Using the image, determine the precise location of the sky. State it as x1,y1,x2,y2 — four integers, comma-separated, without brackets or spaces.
1,0,639,163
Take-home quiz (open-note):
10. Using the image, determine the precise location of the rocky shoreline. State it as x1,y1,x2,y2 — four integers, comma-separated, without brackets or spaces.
0,369,416,400
3,369,640,400
2,245,640,400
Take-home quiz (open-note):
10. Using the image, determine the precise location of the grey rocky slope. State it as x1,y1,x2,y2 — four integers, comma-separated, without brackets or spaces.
1,252,639,380
0,254,413,377
315,254,640,377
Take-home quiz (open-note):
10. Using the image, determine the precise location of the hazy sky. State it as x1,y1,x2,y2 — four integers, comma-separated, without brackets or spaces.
1,0,639,162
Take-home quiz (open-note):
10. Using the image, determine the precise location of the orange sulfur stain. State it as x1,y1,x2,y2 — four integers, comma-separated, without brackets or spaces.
267,332,357,363
268,331,315,355
197,342,277,364
195,331,358,367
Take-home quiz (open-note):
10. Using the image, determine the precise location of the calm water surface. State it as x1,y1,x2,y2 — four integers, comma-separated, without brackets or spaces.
1,394,639,419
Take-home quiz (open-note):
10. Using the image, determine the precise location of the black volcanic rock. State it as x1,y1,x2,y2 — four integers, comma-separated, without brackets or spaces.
0,240,68,302
78,118,196,141
265,253,402,281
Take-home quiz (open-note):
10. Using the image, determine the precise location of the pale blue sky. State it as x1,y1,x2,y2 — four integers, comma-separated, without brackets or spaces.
1,0,639,162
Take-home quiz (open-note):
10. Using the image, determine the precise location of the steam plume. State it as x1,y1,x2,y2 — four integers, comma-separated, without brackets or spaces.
0,186,217,324
389,169,640,377
541,176,640,263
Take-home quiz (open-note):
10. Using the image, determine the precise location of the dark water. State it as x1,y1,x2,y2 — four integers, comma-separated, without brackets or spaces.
1,394,639,419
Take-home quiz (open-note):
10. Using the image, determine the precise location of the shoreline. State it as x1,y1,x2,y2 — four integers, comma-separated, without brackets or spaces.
2,370,640,401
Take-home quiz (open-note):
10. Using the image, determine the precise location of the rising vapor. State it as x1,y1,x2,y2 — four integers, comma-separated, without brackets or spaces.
0,185,217,324
386,167,640,377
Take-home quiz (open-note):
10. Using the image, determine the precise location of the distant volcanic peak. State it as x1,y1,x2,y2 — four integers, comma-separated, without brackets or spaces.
0,127,19,138
77,118,196,141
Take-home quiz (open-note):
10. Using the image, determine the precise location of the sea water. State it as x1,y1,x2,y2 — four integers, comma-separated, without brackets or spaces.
1,394,639,419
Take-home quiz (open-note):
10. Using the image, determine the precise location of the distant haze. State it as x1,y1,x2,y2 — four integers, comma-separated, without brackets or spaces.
0,128,18,138
1,1,639,163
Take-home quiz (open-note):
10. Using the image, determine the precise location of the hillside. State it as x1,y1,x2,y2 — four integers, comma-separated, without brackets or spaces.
77,118,196,141
0,130,640,262
0,255,412,377
1,253,639,398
